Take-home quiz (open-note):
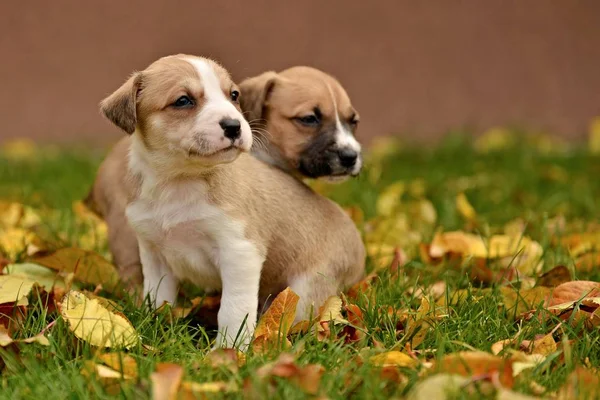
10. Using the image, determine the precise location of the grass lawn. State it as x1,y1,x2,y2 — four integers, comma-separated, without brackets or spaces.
1,132,599,399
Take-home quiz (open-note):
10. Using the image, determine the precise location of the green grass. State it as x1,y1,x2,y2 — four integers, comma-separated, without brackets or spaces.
1,133,600,399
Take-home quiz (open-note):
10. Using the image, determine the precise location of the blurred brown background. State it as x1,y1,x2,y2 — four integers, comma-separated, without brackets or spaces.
1,1,599,145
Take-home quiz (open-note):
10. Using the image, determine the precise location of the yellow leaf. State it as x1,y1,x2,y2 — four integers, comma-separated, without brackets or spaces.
253,287,299,348
370,351,416,368
456,192,477,221
407,374,469,400
318,296,346,324
60,290,139,348
151,363,184,400
31,248,120,291
179,381,237,399
0,325,49,347
97,353,138,378
0,202,40,228
3,263,78,290
81,360,134,396
589,117,600,154
0,275,36,305
72,201,108,250
0,227,46,259
376,182,405,217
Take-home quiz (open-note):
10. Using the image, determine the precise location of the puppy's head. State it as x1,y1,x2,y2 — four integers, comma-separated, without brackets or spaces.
100,55,252,168
240,66,361,180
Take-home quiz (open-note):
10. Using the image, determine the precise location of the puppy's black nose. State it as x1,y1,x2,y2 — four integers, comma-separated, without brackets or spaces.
219,118,241,140
338,148,358,168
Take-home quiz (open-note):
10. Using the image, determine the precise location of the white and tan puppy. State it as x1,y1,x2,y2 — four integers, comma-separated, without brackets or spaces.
87,66,364,286
99,54,365,348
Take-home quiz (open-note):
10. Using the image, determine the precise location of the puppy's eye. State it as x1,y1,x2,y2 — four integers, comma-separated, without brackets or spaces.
230,90,240,102
172,96,194,108
349,115,360,126
297,115,320,126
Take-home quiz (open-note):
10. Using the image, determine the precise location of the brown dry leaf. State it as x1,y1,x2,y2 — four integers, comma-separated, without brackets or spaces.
255,353,325,395
491,331,557,357
253,287,299,350
547,281,600,307
435,351,514,388
97,353,138,378
0,324,49,347
30,248,120,292
556,366,600,400
151,363,184,400
60,290,139,348
536,265,571,288
204,348,241,373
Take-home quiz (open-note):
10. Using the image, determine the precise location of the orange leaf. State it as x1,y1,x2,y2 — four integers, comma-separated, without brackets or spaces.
151,363,184,400
253,287,299,350
435,351,514,388
255,353,324,395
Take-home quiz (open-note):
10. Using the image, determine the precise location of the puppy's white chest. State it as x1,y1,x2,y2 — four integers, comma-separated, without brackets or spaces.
126,183,246,289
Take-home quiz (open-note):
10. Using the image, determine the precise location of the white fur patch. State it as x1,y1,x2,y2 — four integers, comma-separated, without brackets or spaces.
127,135,263,350
325,83,362,175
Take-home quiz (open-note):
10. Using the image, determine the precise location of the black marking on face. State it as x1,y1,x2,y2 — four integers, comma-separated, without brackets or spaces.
298,128,337,178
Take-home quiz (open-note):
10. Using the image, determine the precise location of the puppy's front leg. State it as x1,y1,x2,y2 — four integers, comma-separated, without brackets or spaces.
216,247,263,350
138,239,178,309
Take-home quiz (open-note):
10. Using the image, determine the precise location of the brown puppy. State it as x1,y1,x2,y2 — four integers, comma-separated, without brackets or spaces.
87,66,363,285
98,54,364,348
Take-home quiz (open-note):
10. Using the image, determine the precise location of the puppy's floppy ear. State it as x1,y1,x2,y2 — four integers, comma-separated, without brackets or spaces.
100,72,143,134
239,71,278,122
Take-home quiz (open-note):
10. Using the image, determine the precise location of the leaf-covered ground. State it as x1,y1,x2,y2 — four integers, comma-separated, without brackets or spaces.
1,129,600,399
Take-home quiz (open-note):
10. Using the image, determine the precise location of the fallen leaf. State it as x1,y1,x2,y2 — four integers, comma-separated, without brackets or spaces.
0,227,46,259
0,325,49,347
255,353,324,395
376,182,405,217
556,366,600,400
0,201,41,229
316,295,349,341
406,373,470,400
253,287,299,350
97,353,138,378
456,192,477,222
547,281,600,307
435,351,514,388
30,248,120,292
151,363,184,400
3,263,78,290
535,265,571,288
0,275,36,305
370,351,417,368
81,360,134,395
204,348,241,373
179,381,237,399
59,290,139,348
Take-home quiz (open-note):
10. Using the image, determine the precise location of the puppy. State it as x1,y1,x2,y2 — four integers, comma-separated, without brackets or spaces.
87,66,363,285
99,54,365,348
240,66,362,181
